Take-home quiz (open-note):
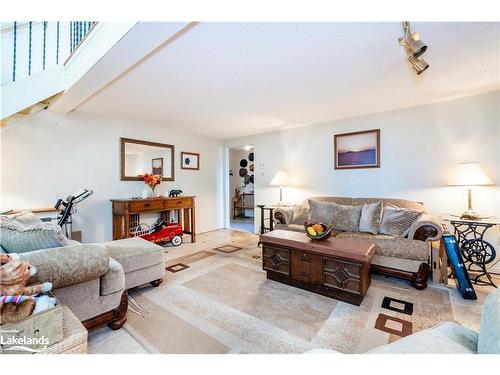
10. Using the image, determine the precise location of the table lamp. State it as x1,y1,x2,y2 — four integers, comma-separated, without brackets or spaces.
270,171,289,206
447,162,494,220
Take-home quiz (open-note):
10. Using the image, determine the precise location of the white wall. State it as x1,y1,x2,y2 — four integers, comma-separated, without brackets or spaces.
0,110,224,242
225,91,500,237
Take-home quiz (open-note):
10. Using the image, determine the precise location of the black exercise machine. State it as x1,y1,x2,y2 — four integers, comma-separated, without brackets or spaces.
53,188,93,239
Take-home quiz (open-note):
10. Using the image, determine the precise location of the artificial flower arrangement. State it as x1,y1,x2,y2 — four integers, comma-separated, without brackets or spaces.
141,173,162,196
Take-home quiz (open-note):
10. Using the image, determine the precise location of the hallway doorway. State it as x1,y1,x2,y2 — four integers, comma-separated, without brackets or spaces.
228,146,255,233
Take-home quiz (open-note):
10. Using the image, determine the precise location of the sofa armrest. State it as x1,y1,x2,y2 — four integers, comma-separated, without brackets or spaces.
274,207,294,224
18,243,109,289
408,215,443,242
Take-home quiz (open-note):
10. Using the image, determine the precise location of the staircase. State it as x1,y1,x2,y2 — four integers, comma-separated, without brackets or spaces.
1,21,96,125
1,22,195,126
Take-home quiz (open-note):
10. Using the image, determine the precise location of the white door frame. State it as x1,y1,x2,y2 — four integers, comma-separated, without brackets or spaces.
223,145,231,229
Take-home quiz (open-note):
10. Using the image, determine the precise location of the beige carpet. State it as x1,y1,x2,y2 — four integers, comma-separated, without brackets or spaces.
124,236,454,354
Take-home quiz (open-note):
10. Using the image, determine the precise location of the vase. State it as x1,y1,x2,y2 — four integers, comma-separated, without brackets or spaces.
149,186,156,197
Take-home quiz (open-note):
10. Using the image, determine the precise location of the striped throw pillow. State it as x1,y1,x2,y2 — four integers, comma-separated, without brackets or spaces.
0,216,70,253
379,205,422,237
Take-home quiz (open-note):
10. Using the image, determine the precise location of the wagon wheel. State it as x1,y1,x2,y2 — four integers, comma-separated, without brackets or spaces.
461,239,496,265
171,235,183,247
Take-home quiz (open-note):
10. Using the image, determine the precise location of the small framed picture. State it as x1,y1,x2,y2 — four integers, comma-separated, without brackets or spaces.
181,152,200,170
334,129,380,169
152,158,163,175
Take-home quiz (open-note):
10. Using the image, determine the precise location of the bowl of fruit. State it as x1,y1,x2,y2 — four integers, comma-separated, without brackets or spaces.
305,223,333,240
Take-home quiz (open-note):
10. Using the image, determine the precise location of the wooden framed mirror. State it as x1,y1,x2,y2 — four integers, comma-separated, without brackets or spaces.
120,138,175,181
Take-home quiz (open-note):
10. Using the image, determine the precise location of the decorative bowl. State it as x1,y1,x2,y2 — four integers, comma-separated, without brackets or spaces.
304,223,333,240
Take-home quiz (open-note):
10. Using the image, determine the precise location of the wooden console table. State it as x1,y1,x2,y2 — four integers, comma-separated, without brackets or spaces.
111,196,196,243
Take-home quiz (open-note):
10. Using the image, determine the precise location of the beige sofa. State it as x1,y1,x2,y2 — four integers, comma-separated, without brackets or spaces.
274,197,442,289
16,237,165,330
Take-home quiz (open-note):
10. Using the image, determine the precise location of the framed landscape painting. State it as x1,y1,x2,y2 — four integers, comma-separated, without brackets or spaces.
151,158,163,175
334,129,380,169
181,152,200,170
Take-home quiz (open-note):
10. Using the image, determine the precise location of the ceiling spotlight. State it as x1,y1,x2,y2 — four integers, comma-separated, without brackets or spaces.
408,55,429,75
399,21,429,75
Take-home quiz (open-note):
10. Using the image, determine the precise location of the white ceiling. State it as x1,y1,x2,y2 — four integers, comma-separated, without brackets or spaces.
77,22,500,139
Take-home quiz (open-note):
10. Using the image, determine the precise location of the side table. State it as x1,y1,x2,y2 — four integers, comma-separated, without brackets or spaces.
443,216,499,288
256,204,293,235
256,205,276,235
41,306,88,354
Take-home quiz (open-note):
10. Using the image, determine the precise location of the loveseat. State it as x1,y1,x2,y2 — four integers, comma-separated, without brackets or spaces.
274,197,442,289
17,242,129,330
1,213,165,330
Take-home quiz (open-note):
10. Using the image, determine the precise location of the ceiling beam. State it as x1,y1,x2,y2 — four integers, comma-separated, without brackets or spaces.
49,22,197,114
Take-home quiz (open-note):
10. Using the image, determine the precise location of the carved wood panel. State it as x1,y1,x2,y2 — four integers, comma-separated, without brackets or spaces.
262,246,290,276
323,257,362,295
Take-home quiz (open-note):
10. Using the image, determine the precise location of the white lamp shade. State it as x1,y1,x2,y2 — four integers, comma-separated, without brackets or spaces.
448,162,494,186
270,171,289,187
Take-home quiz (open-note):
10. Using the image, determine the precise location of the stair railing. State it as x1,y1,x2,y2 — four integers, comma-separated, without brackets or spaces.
1,21,96,85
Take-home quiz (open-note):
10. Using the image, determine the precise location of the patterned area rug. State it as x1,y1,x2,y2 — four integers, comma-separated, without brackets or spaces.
124,241,454,354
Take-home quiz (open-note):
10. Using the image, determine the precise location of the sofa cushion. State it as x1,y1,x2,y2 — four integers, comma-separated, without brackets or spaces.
368,322,477,354
290,203,309,225
352,198,427,213
0,216,70,253
336,232,429,261
359,201,383,234
102,237,164,274
379,205,423,237
275,223,348,236
478,289,500,354
331,204,362,232
308,200,362,232
308,200,335,226
310,197,355,206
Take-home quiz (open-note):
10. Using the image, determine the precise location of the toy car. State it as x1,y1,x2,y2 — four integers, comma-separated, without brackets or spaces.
131,219,183,246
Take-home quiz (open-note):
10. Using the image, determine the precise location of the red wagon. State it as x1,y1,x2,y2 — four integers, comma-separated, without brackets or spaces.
130,219,183,246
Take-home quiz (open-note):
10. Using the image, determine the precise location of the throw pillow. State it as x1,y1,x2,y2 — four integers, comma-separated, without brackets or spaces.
0,217,70,253
359,201,383,234
379,205,423,237
308,200,335,226
290,203,309,225
331,203,362,232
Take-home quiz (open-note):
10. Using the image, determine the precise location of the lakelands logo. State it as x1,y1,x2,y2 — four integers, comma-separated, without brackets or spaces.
0,334,49,353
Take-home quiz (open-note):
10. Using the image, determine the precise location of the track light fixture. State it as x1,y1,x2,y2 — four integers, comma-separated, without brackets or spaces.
399,21,429,75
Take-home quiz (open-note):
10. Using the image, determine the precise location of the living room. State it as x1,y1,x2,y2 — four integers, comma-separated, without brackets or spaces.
1,1,499,374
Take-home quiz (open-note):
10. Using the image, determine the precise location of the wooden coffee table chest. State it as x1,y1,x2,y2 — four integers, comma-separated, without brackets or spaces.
260,230,375,305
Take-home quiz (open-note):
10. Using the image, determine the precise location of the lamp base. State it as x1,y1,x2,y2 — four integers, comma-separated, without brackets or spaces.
460,209,481,220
